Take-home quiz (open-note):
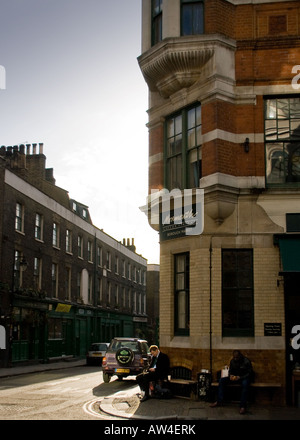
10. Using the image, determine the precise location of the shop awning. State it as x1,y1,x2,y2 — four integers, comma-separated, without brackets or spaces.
278,236,300,272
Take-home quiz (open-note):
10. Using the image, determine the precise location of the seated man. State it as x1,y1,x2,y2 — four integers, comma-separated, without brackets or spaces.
210,350,253,414
136,345,170,402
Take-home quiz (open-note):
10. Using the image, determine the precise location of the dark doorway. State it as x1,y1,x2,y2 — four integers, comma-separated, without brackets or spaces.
284,273,300,405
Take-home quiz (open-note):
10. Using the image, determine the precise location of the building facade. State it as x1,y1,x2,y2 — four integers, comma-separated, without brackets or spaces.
0,144,147,367
138,0,300,405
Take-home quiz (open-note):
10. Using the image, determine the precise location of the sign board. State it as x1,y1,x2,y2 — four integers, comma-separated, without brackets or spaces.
264,323,282,336
160,202,203,241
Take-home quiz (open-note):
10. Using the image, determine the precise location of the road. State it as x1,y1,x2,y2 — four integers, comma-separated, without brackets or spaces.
0,366,138,420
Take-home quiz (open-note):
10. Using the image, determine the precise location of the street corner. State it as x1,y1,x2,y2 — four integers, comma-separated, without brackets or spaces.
100,394,141,419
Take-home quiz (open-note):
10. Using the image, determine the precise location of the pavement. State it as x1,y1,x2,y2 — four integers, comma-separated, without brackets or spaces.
1,358,300,421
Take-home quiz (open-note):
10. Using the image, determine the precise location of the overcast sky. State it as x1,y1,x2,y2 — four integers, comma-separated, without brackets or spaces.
0,0,160,264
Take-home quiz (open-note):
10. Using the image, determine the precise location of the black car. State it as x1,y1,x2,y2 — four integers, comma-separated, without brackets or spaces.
102,337,150,382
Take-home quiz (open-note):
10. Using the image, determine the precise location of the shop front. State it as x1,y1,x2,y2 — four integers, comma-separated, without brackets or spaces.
8,294,139,365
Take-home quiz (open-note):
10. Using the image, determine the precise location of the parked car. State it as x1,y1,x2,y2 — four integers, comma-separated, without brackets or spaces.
86,342,109,365
102,337,150,383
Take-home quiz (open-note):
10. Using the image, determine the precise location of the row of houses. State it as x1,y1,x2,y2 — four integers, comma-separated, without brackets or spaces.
0,144,152,367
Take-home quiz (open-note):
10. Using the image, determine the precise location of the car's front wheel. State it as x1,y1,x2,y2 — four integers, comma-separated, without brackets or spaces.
103,372,111,383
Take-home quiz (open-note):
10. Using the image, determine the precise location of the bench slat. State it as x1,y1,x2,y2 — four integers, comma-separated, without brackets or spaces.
211,381,281,388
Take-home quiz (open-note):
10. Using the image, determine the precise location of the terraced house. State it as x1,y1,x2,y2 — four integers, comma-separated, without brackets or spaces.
138,0,300,405
0,144,147,367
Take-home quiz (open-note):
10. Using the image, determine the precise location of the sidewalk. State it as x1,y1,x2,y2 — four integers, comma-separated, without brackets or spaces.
99,386,300,420
0,357,86,378
1,360,300,420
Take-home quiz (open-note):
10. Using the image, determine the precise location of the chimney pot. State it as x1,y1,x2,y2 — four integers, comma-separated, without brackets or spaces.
32,143,37,154
39,143,44,154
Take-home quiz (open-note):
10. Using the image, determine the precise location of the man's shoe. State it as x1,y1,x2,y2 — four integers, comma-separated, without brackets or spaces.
210,401,221,408
239,407,246,415
140,395,149,402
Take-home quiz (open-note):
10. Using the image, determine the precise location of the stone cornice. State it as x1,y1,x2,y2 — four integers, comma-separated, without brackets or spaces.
138,35,236,99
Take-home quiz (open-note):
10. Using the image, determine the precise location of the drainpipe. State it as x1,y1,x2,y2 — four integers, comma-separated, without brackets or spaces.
209,237,213,374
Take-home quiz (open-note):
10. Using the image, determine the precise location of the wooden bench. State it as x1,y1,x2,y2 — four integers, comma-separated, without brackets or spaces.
211,381,281,402
168,378,198,400
166,367,199,400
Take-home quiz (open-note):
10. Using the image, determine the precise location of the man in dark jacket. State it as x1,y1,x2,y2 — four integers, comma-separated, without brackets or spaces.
136,345,170,402
210,350,253,414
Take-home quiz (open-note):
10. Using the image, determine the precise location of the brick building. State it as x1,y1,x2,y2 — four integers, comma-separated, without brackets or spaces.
0,144,147,367
138,0,300,405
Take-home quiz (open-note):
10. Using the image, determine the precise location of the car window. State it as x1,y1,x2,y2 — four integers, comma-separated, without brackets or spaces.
98,344,108,350
140,342,150,354
109,340,139,352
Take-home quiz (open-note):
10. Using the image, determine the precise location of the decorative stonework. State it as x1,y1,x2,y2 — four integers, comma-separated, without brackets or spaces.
138,37,216,98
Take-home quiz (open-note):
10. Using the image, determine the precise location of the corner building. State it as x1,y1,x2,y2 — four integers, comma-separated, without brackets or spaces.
138,0,300,405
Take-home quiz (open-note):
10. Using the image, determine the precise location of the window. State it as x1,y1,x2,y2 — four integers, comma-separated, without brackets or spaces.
52,263,58,298
174,253,190,335
165,103,202,190
78,235,83,258
181,0,204,36
35,213,43,241
13,250,25,290
106,251,111,270
97,277,103,304
122,287,126,308
33,257,42,290
265,96,300,186
128,263,131,280
115,285,119,307
65,267,71,300
66,229,72,253
222,249,254,337
52,222,59,247
97,246,102,266
87,240,93,262
88,274,93,303
115,255,119,274
152,0,162,46
107,281,111,305
15,203,24,233
77,272,81,299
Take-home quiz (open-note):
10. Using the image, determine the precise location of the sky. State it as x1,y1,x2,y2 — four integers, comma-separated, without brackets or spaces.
0,0,160,264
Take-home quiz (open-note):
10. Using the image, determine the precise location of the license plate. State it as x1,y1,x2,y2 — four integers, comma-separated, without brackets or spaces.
115,368,130,373
92,353,102,357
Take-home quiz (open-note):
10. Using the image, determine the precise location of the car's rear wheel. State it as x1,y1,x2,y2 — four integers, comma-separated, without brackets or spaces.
103,372,111,383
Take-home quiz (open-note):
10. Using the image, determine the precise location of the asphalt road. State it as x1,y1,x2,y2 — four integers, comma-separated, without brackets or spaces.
0,365,138,420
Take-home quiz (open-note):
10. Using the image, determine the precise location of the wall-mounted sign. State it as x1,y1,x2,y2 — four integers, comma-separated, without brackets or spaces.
55,303,72,313
159,200,203,241
264,323,282,336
